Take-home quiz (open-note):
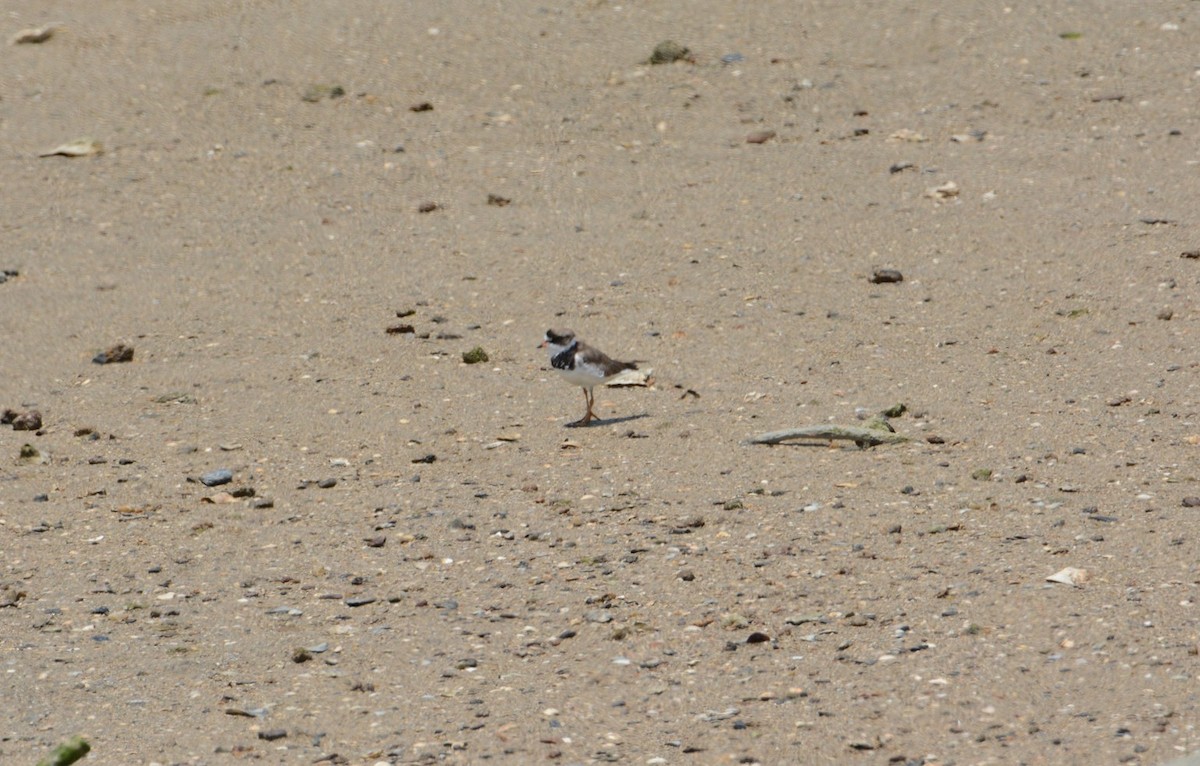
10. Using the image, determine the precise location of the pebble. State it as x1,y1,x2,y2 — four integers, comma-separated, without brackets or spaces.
93,343,135,364
200,469,233,487
1182,497,1200,508
317,477,337,489
258,729,287,741
646,40,690,65
345,597,376,607
869,268,904,284
7,410,43,431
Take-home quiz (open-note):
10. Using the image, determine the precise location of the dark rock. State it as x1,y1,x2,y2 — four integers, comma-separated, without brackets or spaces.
462,346,489,364
200,469,233,487
258,728,287,741
646,40,691,65
93,344,134,364
11,410,42,431
869,268,904,284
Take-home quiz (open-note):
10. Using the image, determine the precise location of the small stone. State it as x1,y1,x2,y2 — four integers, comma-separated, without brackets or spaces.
1157,307,1174,321
409,101,434,112
869,268,904,284
11,25,57,44
746,130,776,144
316,477,337,489
462,346,489,364
646,40,691,65
17,443,44,463
417,201,439,213
345,596,376,607
746,631,770,644
258,728,287,741
678,569,696,582
292,648,313,663
412,453,437,464
1182,497,1200,508
93,343,134,364
364,536,387,548
924,180,960,200
11,410,42,431
200,469,233,487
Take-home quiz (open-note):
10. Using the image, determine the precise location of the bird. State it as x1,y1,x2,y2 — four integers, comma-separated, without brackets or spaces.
539,328,639,426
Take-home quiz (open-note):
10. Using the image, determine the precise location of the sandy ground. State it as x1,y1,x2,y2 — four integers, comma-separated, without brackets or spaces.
3,2,1200,764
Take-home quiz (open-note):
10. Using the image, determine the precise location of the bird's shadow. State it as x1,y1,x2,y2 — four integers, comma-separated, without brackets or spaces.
565,413,650,428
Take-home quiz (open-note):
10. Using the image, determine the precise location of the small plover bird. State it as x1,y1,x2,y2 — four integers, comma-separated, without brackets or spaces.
540,328,638,426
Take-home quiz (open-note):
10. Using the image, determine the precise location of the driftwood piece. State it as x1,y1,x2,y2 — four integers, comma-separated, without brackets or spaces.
743,425,909,448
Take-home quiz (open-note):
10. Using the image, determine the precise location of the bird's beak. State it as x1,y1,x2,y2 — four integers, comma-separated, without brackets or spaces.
537,340,547,349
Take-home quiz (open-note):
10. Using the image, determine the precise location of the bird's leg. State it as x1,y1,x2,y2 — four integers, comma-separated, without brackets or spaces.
584,387,597,423
568,387,593,427
579,387,595,424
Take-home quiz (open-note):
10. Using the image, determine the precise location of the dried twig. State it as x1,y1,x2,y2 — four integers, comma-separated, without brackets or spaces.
743,425,909,448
